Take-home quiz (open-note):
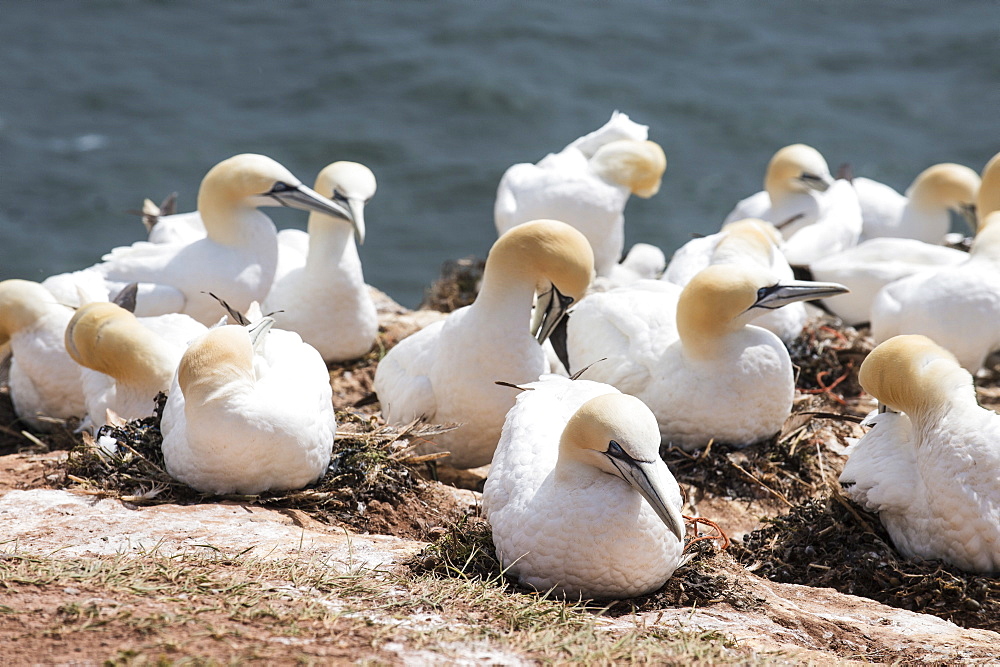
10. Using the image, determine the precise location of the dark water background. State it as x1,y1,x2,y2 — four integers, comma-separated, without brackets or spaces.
1,1,997,307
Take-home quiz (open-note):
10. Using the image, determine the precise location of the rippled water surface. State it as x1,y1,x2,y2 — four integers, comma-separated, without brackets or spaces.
1,1,997,306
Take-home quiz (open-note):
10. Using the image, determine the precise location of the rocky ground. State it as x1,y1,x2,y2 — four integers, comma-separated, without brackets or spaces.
1,277,999,664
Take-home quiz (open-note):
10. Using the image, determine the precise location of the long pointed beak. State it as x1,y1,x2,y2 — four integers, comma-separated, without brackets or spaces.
616,458,685,543
750,279,848,311
247,316,275,353
800,172,833,193
530,285,575,344
959,203,978,233
346,197,367,245
261,183,354,222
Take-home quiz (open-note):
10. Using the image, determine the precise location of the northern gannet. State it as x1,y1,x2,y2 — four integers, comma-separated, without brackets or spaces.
723,144,863,265
853,163,980,243
160,318,335,495
664,219,807,342
483,374,685,598
262,162,377,362
870,151,1000,372
0,279,86,430
64,301,207,428
373,219,593,469
43,154,353,325
839,335,1000,572
565,264,848,451
495,112,665,278
810,237,968,326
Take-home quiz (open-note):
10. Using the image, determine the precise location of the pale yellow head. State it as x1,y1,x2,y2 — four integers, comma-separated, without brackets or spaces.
764,144,832,201
0,279,62,344
716,218,781,263
64,302,175,387
907,163,980,212
198,153,300,214
977,150,1000,227
177,325,255,403
485,219,594,303
859,334,975,417
591,140,667,198
313,161,376,243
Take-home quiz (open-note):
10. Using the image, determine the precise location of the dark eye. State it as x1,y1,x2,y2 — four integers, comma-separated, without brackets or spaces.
800,172,823,182
607,440,628,461
331,189,349,203
270,182,295,194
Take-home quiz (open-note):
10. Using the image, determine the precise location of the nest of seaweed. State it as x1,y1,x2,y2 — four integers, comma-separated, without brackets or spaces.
409,512,756,613
419,256,486,313
64,392,456,533
788,317,874,403
735,490,1000,633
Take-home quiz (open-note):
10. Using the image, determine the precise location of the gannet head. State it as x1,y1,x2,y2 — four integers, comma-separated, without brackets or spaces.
559,392,684,542
764,144,833,202
0,279,63,344
64,302,175,387
715,218,782,264
177,320,273,402
859,334,975,418
677,264,848,353
487,219,594,344
314,161,376,245
976,150,1000,225
906,163,980,230
197,154,354,234
590,140,667,198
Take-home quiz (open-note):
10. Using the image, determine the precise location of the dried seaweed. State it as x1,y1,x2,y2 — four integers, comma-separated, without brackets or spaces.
408,512,501,582
419,256,486,313
735,492,1000,632
788,318,874,402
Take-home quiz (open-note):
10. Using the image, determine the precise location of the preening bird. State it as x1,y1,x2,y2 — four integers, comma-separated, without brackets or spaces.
483,374,685,599
373,219,594,469
840,334,1000,573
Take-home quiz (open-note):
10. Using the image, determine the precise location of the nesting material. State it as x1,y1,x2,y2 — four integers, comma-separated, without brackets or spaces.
419,256,486,313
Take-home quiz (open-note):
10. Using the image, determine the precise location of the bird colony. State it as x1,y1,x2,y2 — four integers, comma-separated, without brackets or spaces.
2,112,999,602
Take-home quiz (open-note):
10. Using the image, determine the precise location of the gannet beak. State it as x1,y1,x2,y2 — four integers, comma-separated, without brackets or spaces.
530,285,575,345
345,197,367,245
605,443,685,543
246,316,275,353
800,172,833,192
750,279,848,311
259,182,355,222
959,202,978,233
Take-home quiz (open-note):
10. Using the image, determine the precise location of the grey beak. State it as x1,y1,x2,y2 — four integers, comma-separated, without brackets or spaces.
959,203,978,233
259,182,355,223
246,316,275,353
750,279,848,311
345,197,367,245
530,285,575,345
609,452,685,543
801,172,833,193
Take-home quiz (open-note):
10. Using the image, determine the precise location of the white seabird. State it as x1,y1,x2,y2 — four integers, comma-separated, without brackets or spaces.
373,219,594,469
495,112,665,279
0,279,86,430
565,264,847,451
160,318,335,495
840,334,1000,573
483,374,685,599
262,161,377,362
43,154,353,325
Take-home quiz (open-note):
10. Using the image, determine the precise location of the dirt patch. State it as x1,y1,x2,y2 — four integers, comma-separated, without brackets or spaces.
419,256,486,313
735,491,1000,633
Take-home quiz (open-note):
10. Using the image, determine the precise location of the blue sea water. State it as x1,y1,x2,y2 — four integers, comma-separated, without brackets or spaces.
0,1,997,307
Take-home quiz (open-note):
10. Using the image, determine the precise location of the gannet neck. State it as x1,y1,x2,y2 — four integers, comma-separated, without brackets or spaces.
0,279,62,341
197,154,297,246
177,325,256,404
906,163,980,215
65,302,177,390
860,335,976,421
970,218,1000,261
977,151,1000,223
590,140,667,198
478,219,594,315
764,144,832,203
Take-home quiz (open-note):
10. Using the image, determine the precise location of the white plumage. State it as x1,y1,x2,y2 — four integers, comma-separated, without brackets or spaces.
483,374,685,598
161,319,335,495
852,163,980,243
840,335,1000,572
262,161,378,362
374,219,594,469
43,154,353,325
565,264,847,451
664,219,807,342
0,279,86,430
64,302,207,428
495,112,665,278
